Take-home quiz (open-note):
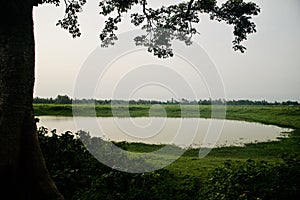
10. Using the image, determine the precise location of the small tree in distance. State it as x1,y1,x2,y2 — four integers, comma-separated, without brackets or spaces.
55,95,72,104
0,0,259,199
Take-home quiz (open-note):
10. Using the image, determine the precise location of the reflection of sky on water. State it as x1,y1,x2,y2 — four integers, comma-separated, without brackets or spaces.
37,116,292,148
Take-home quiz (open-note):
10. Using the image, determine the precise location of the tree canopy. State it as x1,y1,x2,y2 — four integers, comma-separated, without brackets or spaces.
38,0,260,58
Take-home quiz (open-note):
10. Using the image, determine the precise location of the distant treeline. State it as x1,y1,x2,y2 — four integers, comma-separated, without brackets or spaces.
33,95,300,106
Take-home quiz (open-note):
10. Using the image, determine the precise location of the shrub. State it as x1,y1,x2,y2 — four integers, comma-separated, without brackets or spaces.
199,155,300,200
38,127,200,200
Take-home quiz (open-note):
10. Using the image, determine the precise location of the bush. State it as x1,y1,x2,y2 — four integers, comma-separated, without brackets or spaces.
38,127,299,200
200,155,300,200
38,127,200,200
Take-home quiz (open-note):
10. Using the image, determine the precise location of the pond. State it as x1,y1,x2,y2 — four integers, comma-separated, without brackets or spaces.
37,116,291,148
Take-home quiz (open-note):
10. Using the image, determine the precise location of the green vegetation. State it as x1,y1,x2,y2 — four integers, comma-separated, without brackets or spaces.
36,104,300,199
39,128,201,200
39,128,299,200
33,95,299,106
199,156,299,200
34,104,300,128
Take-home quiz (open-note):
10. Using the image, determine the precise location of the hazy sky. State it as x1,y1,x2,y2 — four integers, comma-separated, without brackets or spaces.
33,0,300,102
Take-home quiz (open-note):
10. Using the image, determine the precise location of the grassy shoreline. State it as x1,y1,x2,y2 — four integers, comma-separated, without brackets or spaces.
36,104,299,199
34,104,300,129
34,104,300,177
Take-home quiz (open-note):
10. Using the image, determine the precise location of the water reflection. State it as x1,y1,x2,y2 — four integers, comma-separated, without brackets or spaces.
37,116,291,148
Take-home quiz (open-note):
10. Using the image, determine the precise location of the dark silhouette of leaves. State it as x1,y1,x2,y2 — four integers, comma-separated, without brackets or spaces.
99,0,260,58
40,0,260,58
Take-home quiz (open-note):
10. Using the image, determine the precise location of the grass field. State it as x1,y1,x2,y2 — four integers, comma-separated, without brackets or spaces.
34,104,300,129
34,104,300,177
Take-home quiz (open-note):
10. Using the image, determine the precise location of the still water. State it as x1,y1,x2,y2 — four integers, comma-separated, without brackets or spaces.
37,116,291,148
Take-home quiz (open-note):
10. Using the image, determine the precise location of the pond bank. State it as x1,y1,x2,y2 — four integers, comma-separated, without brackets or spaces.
34,104,300,176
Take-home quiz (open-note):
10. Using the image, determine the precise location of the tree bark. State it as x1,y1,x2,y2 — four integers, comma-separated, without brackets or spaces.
0,1,63,199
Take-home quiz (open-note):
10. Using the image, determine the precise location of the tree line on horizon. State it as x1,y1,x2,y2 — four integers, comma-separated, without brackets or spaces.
33,95,299,106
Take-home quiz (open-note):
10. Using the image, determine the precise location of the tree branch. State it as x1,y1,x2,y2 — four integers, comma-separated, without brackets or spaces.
186,0,195,16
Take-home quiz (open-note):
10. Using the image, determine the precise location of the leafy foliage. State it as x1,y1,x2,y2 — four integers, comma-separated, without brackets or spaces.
99,0,260,57
38,126,300,199
200,156,300,200
39,0,60,6
40,0,260,58
35,0,87,37
56,0,87,37
38,127,200,200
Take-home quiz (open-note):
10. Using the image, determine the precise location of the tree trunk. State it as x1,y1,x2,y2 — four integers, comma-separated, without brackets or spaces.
0,1,63,199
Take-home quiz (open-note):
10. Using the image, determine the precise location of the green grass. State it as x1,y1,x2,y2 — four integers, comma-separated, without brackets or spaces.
34,104,300,177
34,104,300,129
224,105,300,129
167,131,300,177
114,129,299,177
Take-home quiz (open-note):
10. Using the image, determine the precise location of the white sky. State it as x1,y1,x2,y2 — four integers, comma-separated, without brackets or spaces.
33,0,300,102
